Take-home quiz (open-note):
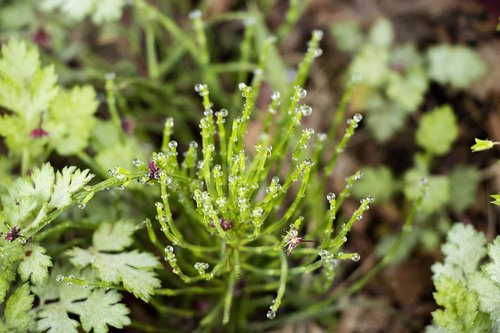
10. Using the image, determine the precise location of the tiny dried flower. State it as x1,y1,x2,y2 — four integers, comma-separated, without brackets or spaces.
1,223,21,242
30,127,49,139
283,228,302,256
220,219,233,231
148,160,161,179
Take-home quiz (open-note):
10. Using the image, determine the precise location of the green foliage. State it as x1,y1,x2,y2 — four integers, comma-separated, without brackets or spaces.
67,221,161,301
427,45,487,89
331,18,485,143
0,40,98,173
449,167,479,212
330,21,364,53
404,171,449,214
18,244,53,286
0,283,35,332
33,268,131,333
0,39,58,155
352,166,396,203
40,0,126,23
432,276,490,333
429,223,500,332
416,105,459,156
492,194,500,206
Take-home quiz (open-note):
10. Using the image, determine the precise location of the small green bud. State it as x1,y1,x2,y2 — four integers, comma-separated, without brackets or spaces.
471,138,494,152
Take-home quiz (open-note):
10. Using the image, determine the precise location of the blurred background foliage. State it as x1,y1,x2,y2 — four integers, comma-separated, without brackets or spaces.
0,0,499,331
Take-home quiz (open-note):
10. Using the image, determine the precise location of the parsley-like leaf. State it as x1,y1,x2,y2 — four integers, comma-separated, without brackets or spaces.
46,86,98,155
67,289,130,333
432,276,490,333
0,40,58,155
2,283,35,331
93,221,135,252
427,45,487,89
49,166,94,209
67,221,161,301
33,268,131,333
431,223,487,281
416,105,458,156
18,244,53,286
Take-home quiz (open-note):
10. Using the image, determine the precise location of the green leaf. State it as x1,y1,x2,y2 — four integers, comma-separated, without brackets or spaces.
18,244,53,285
403,170,450,214
471,138,494,152
486,238,500,284
30,163,55,203
95,251,161,301
416,105,458,156
432,276,490,333
368,18,394,48
93,220,135,252
49,166,94,209
0,242,23,303
37,306,79,333
46,86,98,155
348,46,390,86
365,98,407,142
425,325,452,333
68,289,130,333
34,267,130,333
0,39,58,118
492,194,500,206
67,221,161,301
0,39,58,155
449,166,479,212
352,166,396,202
330,21,364,53
386,67,428,113
4,283,35,331
40,0,126,23
469,272,500,330
431,223,487,281
427,45,487,89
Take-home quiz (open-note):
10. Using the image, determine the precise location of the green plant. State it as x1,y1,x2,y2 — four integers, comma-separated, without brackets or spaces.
0,20,431,331
353,104,478,256
427,223,500,333
471,138,500,205
331,18,487,142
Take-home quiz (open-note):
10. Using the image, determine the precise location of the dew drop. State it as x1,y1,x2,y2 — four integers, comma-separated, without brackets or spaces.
105,72,116,80
189,9,202,20
352,253,361,262
194,83,204,92
238,82,247,91
353,113,363,123
169,141,178,149
56,275,64,282
218,108,229,117
271,91,281,101
266,310,276,319
301,105,312,116
326,192,336,201
312,30,324,39
164,246,174,253
297,88,307,99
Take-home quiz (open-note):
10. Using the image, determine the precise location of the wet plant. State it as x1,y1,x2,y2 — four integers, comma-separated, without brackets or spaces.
0,6,429,333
